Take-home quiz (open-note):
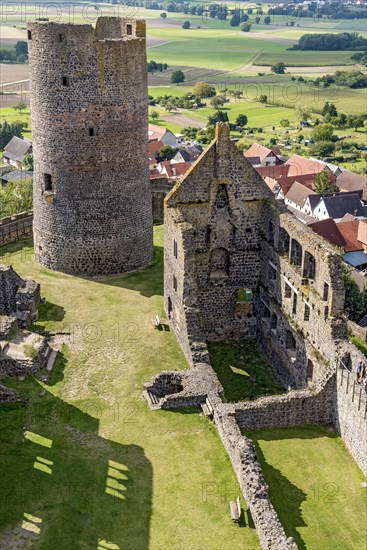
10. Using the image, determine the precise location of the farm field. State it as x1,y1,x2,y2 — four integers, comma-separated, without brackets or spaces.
248,426,367,550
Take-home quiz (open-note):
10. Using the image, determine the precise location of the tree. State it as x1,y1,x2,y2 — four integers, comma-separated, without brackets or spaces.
230,13,240,26
13,102,27,114
312,123,334,142
271,62,286,74
236,114,248,128
171,70,185,84
155,145,177,162
310,140,335,157
23,153,33,170
150,110,159,120
264,15,271,24
0,177,33,217
240,23,251,32
348,115,364,131
160,12,167,18
314,170,339,194
15,41,28,58
182,21,191,29
280,119,290,127
296,106,311,122
208,110,229,125
0,121,24,150
259,95,268,104
255,16,261,23
192,82,216,98
210,96,225,109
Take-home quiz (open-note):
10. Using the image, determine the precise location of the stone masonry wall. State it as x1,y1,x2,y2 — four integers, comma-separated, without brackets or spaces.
151,177,173,221
27,17,153,275
0,212,33,246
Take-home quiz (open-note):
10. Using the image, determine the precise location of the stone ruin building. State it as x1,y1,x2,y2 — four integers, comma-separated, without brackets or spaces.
0,265,52,399
27,17,153,276
145,123,367,549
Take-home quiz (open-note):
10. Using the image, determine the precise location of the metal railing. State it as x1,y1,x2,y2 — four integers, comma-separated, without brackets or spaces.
338,359,367,418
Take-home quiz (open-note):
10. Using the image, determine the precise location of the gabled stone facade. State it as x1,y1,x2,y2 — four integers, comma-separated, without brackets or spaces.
164,123,346,389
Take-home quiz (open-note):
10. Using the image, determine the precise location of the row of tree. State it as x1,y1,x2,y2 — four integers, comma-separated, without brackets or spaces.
313,70,367,90
0,41,28,63
292,32,367,51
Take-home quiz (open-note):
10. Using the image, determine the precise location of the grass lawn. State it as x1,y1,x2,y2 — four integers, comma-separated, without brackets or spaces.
0,227,261,550
248,426,367,550
208,341,284,402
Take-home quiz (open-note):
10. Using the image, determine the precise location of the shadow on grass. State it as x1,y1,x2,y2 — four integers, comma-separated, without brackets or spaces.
208,341,285,402
251,437,307,550
247,426,340,550
91,243,164,298
0,378,152,549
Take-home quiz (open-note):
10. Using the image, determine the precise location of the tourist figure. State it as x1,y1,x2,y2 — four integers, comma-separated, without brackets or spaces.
356,361,362,382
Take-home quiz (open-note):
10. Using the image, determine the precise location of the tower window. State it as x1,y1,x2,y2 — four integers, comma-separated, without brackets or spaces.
89,128,94,137
44,173,53,192
62,76,69,87
127,24,133,35
58,33,63,42
173,274,177,292
173,239,178,259
28,30,32,40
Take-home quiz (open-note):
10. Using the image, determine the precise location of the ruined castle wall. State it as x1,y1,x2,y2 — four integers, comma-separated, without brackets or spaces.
151,178,172,221
209,391,297,550
234,375,335,431
334,367,367,476
27,18,153,275
0,212,33,246
0,265,23,315
256,203,347,387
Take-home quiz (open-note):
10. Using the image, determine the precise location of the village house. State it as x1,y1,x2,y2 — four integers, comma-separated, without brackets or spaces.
312,191,367,222
0,170,33,186
243,143,283,167
337,170,367,203
148,124,178,147
3,137,32,169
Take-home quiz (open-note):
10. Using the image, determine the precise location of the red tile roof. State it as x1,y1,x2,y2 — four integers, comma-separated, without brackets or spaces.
244,143,282,163
308,218,346,248
336,220,361,252
285,154,331,178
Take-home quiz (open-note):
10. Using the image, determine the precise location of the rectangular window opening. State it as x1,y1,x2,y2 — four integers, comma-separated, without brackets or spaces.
62,76,69,87
304,303,310,321
173,274,177,292
28,30,32,40
89,128,94,137
44,173,53,192
323,282,329,301
173,239,178,259
58,33,63,42
127,24,133,35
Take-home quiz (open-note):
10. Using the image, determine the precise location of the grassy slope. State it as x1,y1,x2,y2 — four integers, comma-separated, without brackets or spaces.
0,228,261,550
248,426,367,550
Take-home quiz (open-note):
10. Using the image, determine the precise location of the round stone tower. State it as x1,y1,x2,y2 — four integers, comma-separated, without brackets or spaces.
27,17,153,275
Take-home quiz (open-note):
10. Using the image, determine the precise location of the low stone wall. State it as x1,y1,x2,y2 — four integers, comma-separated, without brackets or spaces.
234,375,335,431
334,365,367,476
347,320,367,343
210,391,296,550
0,212,33,246
151,178,173,222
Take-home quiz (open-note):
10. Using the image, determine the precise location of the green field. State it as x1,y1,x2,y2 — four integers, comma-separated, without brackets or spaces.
248,426,367,550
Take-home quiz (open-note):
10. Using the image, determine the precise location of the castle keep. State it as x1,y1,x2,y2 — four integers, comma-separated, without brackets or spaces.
27,17,153,275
